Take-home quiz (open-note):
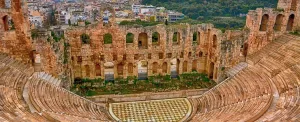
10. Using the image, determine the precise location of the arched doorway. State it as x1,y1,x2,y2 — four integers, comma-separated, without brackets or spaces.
128,63,133,75
209,62,214,79
162,62,167,74
212,35,217,48
183,61,188,73
95,63,101,76
85,65,90,77
138,61,148,80
104,62,114,81
152,62,158,74
104,33,112,44
192,60,197,72
126,33,134,43
117,63,124,76
287,14,295,31
2,15,8,31
260,14,269,31
170,58,179,78
138,33,148,49
274,14,284,31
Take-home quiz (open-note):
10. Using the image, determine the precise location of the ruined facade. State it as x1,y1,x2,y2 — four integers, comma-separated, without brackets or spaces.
0,0,299,84
0,0,33,63
246,0,300,55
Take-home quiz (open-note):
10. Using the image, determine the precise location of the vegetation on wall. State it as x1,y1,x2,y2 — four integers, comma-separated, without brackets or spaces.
71,72,216,96
120,19,162,27
80,33,90,44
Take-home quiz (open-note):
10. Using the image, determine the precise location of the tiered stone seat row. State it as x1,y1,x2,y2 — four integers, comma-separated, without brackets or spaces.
0,54,50,122
189,67,273,121
28,77,111,121
33,72,61,86
0,53,112,121
190,34,300,121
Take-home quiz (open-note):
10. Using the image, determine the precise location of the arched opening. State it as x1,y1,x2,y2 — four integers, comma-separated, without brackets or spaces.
117,63,124,76
2,15,8,31
104,62,114,81
274,14,284,31
104,33,112,44
192,60,197,72
138,61,148,80
213,35,217,48
85,65,90,77
138,33,148,49
170,59,179,78
209,62,214,79
172,32,180,44
243,43,248,57
152,62,158,74
287,14,295,31
126,33,134,43
162,62,167,73
291,0,297,11
152,32,160,45
183,61,188,73
199,51,203,57
95,63,101,76
260,14,269,31
193,32,200,44
81,33,90,44
128,63,133,74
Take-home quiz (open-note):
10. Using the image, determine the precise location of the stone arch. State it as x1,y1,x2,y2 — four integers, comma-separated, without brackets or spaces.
152,32,160,45
183,61,188,73
104,33,112,44
138,60,148,80
243,43,249,57
95,63,101,76
126,33,134,43
209,62,214,79
152,62,158,74
117,63,124,76
173,32,180,44
291,0,297,11
138,32,148,49
128,63,133,74
162,62,167,73
85,65,90,77
193,32,200,44
260,14,269,31
99,3,116,26
170,58,179,78
199,51,203,57
287,14,295,31
104,62,114,81
192,60,197,72
274,14,284,31
212,35,217,48
2,15,9,31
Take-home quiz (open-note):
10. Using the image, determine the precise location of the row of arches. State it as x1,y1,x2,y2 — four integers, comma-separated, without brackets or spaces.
84,31,217,48
80,59,216,80
260,14,295,31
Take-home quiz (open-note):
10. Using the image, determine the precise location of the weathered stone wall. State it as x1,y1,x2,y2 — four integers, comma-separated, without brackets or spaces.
66,23,224,82
246,0,300,55
0,0,32,63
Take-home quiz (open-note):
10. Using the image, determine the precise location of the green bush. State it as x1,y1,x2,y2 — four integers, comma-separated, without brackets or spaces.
80,33,90,44
104,33,112,44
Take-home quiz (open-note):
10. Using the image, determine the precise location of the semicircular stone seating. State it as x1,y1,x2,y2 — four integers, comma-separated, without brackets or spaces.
0,53,112,122
0,34,300,122
188,34,300,121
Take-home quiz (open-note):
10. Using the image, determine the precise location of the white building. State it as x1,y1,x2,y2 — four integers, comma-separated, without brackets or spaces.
132,4,144,16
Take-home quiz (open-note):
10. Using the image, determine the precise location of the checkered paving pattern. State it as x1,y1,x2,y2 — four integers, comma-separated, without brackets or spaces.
109,98,192,122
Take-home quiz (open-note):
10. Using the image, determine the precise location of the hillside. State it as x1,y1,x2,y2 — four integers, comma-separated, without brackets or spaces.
142,0,278,19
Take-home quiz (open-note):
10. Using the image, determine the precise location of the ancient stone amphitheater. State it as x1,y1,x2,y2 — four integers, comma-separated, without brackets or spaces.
1,0,300,122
